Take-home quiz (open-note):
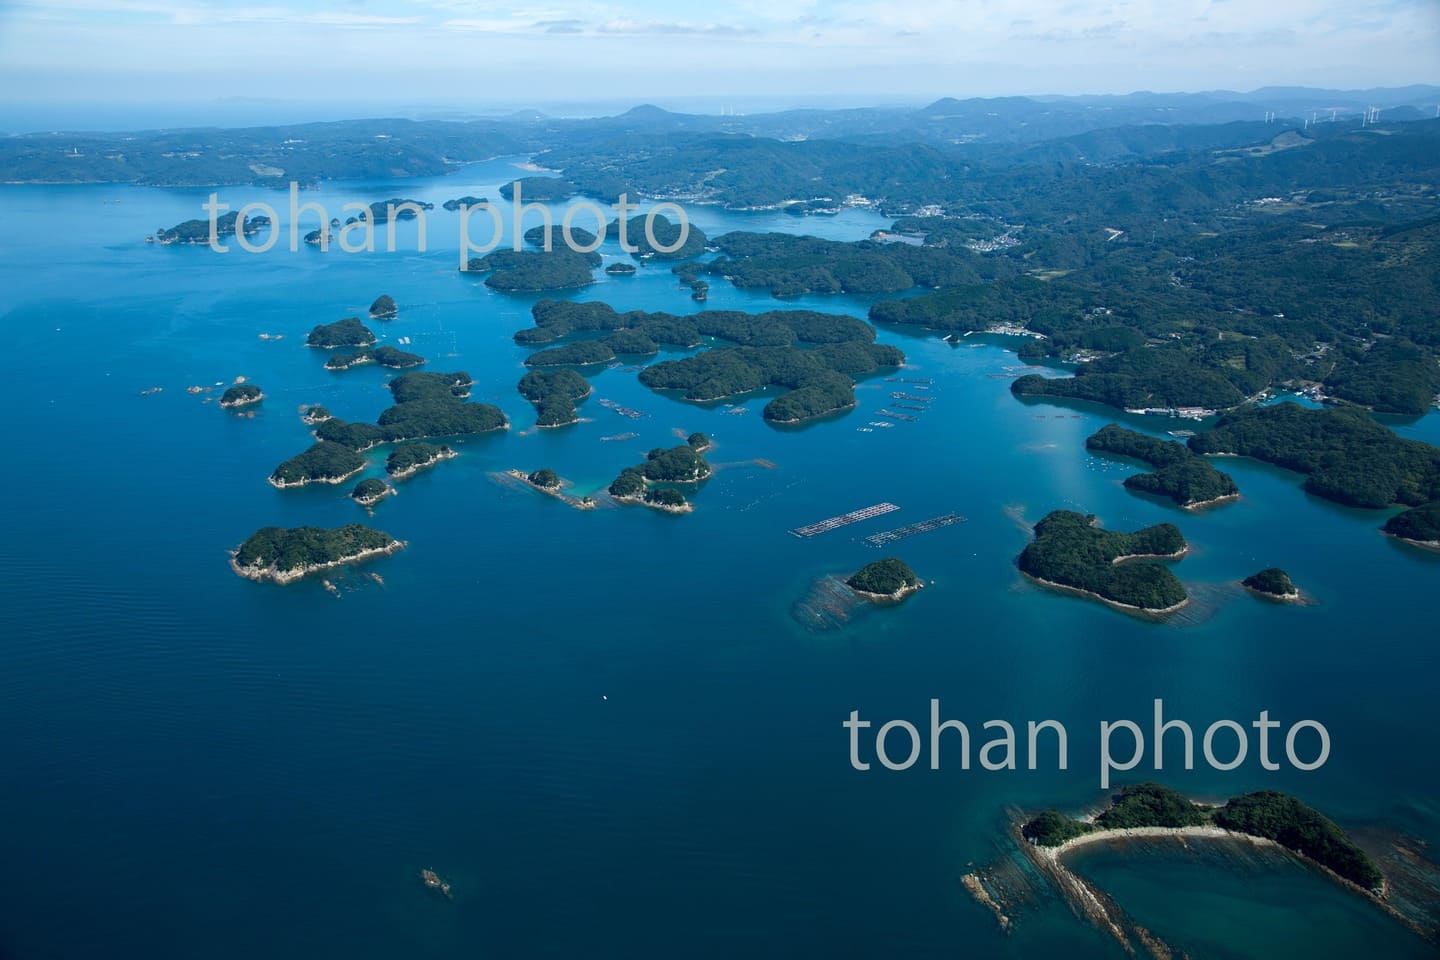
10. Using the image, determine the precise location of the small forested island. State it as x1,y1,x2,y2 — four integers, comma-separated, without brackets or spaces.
847,558,922,601
462,248,600,291
498,177,576,202
442,195,486,211
300,405,332,425
369,294,398,320
385,442,457,480
156,211,261,245
269,441,366,488
1018,510,1188,612
323,345,426,371
350,478,393,507
231,523,403,585
1020,783,1383,891
517,368,592,427
507,467,597,510
1243,567,1301,600
605,262,637,275
686,432,711,452
1086,424,1239,508
1383,501,1440,549
1188,403,1440,509
219,384,263,409
306,317,376,349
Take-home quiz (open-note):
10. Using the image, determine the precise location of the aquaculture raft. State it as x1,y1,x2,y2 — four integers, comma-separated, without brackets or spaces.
788,503,899,538
865,513,966,546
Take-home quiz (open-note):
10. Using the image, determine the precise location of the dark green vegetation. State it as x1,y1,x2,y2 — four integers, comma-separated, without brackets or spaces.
1384,501,1440,544
1243,567,1299,598
704,231,996,296
846,558,920,597
605,262,637,275
1213,791,1384,890
1188,403,1440,508
232,523,397,581
350,478,390,505
524,339,617,367
607,444,712,507
1095,784,1210,829
608,469,644,498
1018,510,1188,611
1086,424,1239,507
386,442,454,478
1022,785,1383,890
462,248,600,291
687,432,711,451
301,405,332,425
517,368,592,426
640,341,903,422
306,317,375,349
513,299,701,348
637,445,711,482
219,384,262,407
644,488,687,509
309,371,502,451
369,294,397,320
269,441,365,487
528,468,560,490
442,195,486,211
607,214,706,260
524,224,598,251
1021,810,1093,846
324,345,426,371
498,177,576,202
156,211,261,244
358,198,432,223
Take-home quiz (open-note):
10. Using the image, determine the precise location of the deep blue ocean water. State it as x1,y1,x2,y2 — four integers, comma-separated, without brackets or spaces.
1,158,1437,958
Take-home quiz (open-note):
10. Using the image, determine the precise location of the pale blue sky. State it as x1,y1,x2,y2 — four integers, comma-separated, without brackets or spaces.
1,0,1436,112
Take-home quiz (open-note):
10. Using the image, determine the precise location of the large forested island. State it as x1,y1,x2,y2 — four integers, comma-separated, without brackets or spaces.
309,371,505,451
1086,424,1239,508
1021,783,1383,891
1018,510,1188,612
231,523,403,585
1188,403,1440,508
847,558,922,601
323,345,426,371
156,211,263,245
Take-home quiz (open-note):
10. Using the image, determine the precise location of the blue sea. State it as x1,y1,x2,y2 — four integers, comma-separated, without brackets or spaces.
2,158,1437,958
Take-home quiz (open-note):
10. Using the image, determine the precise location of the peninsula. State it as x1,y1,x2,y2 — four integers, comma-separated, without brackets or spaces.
1086,423,1239,509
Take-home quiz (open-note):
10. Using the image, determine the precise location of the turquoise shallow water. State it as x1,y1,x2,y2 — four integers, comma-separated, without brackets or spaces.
1,158,1437,958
